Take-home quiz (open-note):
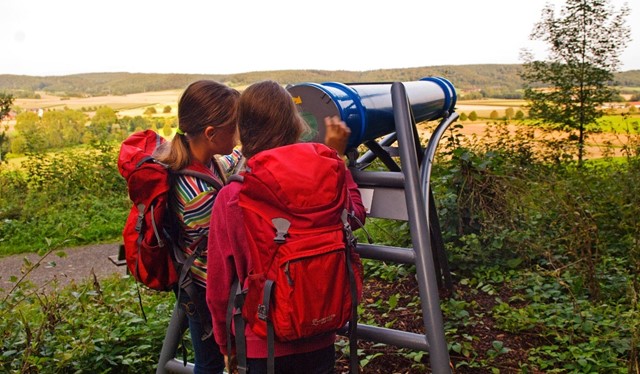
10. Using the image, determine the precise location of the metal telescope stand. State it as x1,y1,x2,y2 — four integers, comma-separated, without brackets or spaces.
156,82,457,373
345,82,456,373
156,302,193,373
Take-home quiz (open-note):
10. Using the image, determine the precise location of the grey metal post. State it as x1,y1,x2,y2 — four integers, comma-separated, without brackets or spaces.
156,302,193,374
421,111,459,292
391,82,451,372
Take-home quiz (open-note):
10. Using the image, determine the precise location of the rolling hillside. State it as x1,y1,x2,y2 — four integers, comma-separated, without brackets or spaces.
1,64,639,99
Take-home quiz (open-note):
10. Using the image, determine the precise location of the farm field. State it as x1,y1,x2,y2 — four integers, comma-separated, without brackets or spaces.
437,121,629,158
13,90,183,117
8,92,640,160
5,90,183,133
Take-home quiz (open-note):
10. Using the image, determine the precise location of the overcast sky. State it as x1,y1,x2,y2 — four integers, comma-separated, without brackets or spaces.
2,0,638,76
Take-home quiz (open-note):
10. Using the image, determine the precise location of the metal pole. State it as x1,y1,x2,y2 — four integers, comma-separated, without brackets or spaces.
391,82,451,373
156,302,192,374
421,112,459,292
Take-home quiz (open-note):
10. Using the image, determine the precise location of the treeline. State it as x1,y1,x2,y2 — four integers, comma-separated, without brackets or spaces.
10,107,171,154
2,65,639,99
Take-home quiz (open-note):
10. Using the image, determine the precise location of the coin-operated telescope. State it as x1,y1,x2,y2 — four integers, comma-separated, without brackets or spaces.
287,77,456,150
287,78,459,373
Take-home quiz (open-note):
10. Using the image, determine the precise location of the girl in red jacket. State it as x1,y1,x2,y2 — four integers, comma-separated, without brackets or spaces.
206,80,366,374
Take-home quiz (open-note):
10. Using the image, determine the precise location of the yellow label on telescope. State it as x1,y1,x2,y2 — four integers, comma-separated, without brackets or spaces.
292,96,302,105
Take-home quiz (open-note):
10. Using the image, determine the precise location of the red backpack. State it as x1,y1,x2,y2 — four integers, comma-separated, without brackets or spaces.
118,130,222,291
229,143,363,374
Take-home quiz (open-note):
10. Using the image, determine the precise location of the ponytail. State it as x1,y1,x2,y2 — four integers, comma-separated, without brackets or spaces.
153,132,191,171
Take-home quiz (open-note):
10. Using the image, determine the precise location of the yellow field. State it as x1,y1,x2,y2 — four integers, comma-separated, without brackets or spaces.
14,90,183,118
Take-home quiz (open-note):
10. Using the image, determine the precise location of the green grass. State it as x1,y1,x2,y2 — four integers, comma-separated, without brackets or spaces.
594,114,640,133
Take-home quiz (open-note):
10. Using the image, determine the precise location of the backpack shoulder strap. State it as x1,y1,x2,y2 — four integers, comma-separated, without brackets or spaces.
174,168,223,191
227,173,244,184
227,276,248,374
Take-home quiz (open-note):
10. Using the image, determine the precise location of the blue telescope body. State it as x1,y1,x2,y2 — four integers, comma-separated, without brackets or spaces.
287,77,456,149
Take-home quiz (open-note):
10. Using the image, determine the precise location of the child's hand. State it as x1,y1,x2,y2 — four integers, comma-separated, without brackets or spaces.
323,116,351,156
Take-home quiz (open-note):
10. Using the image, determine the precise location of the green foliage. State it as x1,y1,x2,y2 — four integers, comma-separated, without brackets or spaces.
120,115,150,133
0,92,13,162
14,111,46,153
468,111,478,121
490,269,639,372
0,271,175,372
162,119,173,137
143,107,157,116
505,107,515,120
428,118,640,370
514,109,525,120
92,106,118,125
0,92,12,119
86,107,121,144
13,109,89,153
0,144,128,255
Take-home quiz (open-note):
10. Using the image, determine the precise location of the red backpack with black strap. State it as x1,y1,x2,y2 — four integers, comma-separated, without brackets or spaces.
229,142,364,374
118,130,222,291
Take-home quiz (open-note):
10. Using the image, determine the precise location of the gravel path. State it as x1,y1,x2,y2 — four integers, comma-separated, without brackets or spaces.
0,243,129,295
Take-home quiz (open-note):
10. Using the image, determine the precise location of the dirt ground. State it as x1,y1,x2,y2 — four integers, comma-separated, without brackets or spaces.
0,243,128,295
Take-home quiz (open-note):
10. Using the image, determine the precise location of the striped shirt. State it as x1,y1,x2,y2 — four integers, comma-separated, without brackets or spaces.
173,149,242,287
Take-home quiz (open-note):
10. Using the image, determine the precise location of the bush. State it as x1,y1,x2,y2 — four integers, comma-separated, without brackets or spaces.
0,273,175,372
0,144,129,255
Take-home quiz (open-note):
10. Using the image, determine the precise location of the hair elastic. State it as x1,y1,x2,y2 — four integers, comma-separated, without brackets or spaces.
175,128,185,135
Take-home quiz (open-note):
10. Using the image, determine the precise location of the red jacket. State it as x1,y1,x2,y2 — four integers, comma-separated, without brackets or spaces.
205,167,366,358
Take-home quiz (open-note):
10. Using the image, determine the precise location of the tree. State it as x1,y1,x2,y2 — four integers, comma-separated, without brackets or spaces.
459,112,468,121
468,111,478,121
505,107,515,120
87,107,117,144
489,110,499,120
15,111,46,152
520,0,630,163
162,119,173,137
47,109,88,146
0,93,12,119
0,93,14,162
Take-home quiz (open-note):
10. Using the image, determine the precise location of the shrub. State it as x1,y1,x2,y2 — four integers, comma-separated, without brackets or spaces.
0,272,175,372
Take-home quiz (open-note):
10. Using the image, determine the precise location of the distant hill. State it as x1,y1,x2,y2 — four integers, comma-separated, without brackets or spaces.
1,65,639,99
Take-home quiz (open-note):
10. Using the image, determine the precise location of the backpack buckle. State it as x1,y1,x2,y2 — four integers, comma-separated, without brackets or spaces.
272,218,291,244
258,304,268,321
